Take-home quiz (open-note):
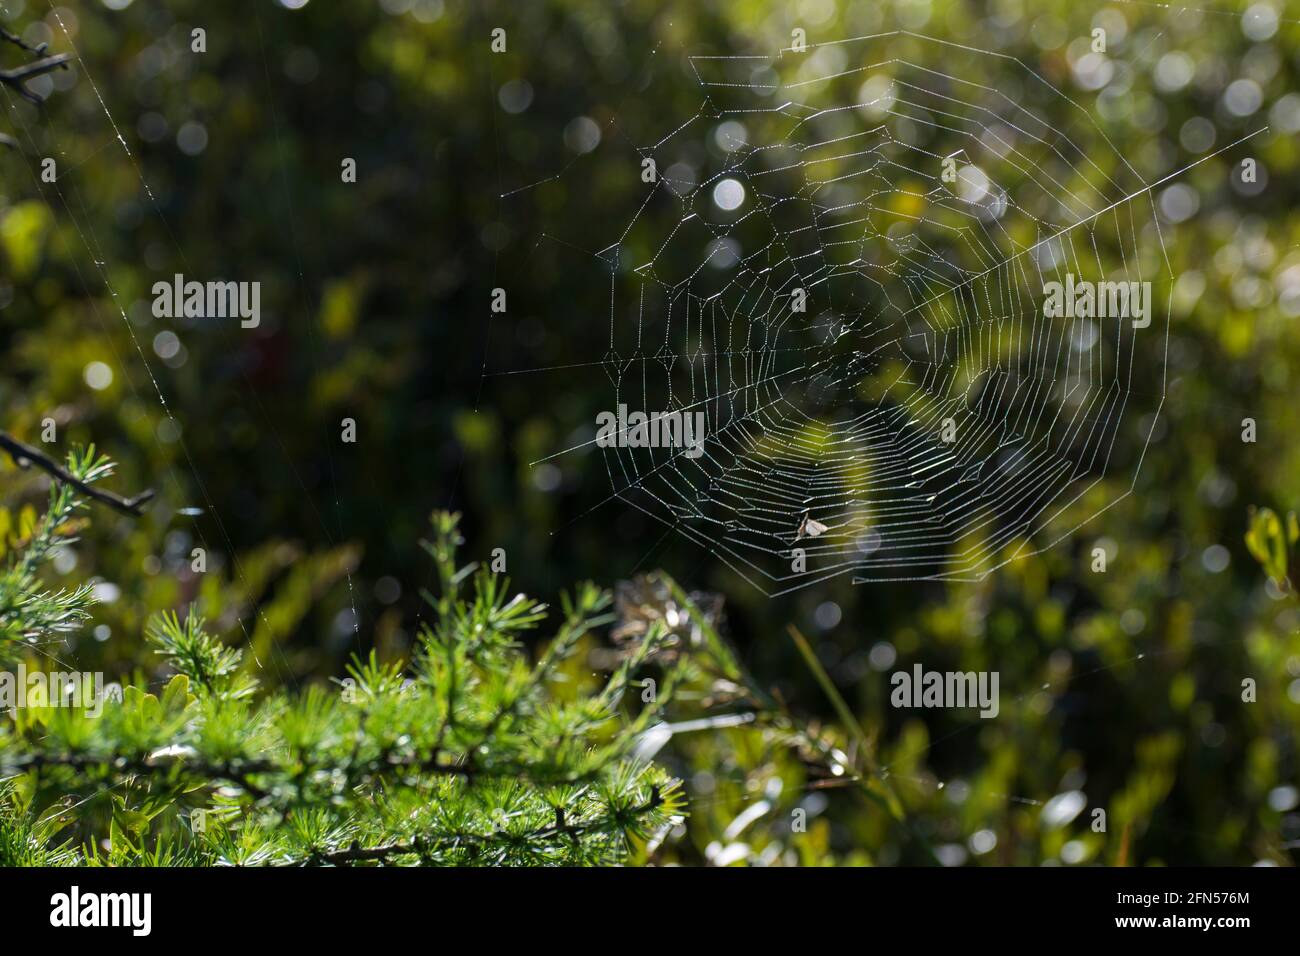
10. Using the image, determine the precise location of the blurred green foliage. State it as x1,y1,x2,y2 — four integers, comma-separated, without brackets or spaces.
1,0,1298,865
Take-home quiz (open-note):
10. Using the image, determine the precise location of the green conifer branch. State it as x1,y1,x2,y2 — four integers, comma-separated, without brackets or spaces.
0,504,691,866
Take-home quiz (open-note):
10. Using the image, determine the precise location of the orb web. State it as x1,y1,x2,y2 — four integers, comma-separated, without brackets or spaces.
531,32,1176,595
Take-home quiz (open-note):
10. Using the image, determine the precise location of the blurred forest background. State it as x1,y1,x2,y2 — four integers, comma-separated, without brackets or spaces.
2,0,1299,865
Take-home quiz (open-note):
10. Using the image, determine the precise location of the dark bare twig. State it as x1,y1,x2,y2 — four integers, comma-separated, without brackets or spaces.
0,53,71,102
0,430,155,517
1,24,70,105
1,24,46,56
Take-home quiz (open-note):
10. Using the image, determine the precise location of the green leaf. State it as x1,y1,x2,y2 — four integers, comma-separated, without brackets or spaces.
1245,506,1289,586
160,674,192,718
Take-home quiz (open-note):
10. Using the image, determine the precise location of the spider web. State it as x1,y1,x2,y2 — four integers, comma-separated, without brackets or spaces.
506,31,1224,596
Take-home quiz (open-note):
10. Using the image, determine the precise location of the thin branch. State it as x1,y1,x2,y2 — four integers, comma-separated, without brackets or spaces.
301,787,664,866
0,431,154,517
0,737,629,814
1,751,272,800
0,53,70,104
1,25,46,56
1,23,71,105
